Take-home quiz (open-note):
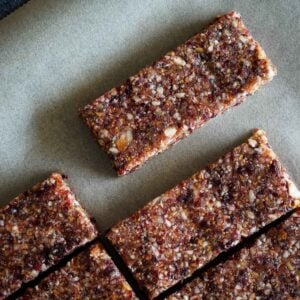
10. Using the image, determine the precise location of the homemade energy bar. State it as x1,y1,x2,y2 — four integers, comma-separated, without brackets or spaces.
107,130,300,298
80,12,276,175
0,173,98,299
21,243,137,300
168,211,300,299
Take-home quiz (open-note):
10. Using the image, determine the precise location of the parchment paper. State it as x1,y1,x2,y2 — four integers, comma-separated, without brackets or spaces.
0,0,299,231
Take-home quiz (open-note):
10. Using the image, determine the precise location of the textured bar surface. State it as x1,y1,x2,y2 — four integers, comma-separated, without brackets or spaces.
107,130,300,298
168,211,300,299
80,12,276,175
21,243,137,300
0,173,98,299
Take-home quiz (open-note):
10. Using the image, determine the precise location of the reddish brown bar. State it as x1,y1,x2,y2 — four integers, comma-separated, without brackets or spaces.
21,243,137,300
107,130,300,298
0,173,98,299
168,211,300,299
80,12,276,175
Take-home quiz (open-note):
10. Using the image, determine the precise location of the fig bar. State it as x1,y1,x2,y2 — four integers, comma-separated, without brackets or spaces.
0,173,98,299
80,12,276,175
107,130,300,298
168,211,300,299
21,243,137,300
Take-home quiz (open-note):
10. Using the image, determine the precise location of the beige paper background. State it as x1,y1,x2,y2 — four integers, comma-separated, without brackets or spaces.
0,0,299,231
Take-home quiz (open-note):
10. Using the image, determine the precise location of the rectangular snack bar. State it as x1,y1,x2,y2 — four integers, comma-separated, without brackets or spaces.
0,173,98,299
168,211,300,299
80,12,276,175
20,243,137,300
107,130,300,298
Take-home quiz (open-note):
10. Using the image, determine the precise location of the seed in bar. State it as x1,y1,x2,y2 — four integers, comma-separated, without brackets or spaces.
20,243,137,300
80,12,276,175
107,130,300,298
168,211,300,299
0,173,98,299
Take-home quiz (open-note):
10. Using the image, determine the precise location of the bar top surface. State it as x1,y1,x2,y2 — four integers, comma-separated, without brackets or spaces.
168,211,300,299
21,242,137,300
80,11,276,175
0,173,98,299
107,130,299,298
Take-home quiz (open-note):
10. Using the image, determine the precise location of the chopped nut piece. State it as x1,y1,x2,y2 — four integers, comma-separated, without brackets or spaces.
157,86,164,96
248,138,257,148
258,48,267,59
0,173,98,299
168,212,300,299
248,190,256,203
246,210,255,219
173,112,181,120
20,243,137,300
126,113,134,120
232,19,238,27
152,101,161,106
116,129,133,152
195,47,203,53
175,92,186,98
107,130,299,298
239,35,248,43
207,43,214,52
109,147,119,155
80,12,276,175
164,127,177,138
173,56,186,66
287,179,300,200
